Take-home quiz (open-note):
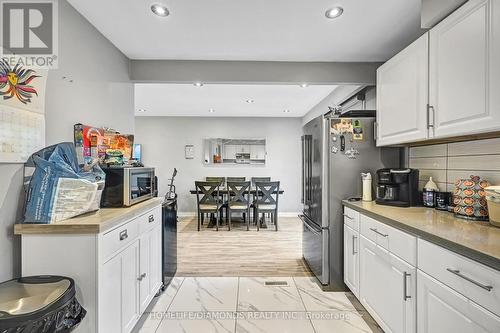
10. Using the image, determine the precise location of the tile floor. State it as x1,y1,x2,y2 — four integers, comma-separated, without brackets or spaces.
133,276,382,333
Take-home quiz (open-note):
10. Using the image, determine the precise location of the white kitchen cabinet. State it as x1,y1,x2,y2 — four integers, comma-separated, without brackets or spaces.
250,145,266,160
376,33,429,146
139,224,163,313
417,270,500,333
121,241,141,333
19,201,163,333
344,224,359,298
223,145,237,159
429,0,500,139
359,235,416,333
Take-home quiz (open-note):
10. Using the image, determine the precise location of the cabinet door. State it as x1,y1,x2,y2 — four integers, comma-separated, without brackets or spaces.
100,254,122,333
224,145,236,159
376,33,429,146
359,236,416,333
344,225,359,298
417,270,500,333
149,225,163,296
250,145,258,159
430,0,500,138
122,241,140,333
139,232,152,313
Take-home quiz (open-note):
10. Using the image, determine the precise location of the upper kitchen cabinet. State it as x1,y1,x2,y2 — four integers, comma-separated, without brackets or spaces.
429,0,500,139
376,33,429,146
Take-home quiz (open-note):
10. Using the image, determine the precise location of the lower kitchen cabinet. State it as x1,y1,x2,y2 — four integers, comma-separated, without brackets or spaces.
359,235,416,333
344,224,359,298
417,270,500,333
19,202,163,333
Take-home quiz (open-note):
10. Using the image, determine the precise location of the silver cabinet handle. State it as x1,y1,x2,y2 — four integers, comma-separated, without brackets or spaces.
427,104,435,128
119,229,128,241
446,268,493,292
403,272,411,301
343,214,353,220
353,235,358,254
369,227,388,237
137,273,147,281
148,214,155,223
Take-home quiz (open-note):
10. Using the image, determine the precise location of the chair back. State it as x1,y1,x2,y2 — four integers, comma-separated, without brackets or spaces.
206,177,225,187
227,177,246,182
195,181,221,209
251,177,271,187
254,181,280,207
227,181,251,208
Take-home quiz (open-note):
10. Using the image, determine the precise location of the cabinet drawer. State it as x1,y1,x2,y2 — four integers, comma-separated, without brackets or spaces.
418,239,500,317
360,214,416,266
343,207,360,231
101,219,139,261
139,206,161,234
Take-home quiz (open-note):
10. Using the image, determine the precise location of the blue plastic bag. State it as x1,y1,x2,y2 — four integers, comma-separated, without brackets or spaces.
23,142,105,224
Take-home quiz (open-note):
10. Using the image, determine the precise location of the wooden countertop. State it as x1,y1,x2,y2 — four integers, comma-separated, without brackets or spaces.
14,198,163,235
342,200,500,271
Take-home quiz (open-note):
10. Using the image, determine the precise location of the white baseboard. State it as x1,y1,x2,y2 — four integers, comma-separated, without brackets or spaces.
178,212,300,218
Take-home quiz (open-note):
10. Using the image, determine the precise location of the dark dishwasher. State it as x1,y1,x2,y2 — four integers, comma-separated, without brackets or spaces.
161,169,178,289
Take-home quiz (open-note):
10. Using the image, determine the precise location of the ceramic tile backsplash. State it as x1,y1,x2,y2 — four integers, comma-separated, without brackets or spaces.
408,137,500,191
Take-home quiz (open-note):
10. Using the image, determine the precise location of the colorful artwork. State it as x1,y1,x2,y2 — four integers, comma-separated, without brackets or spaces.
0,60,40,104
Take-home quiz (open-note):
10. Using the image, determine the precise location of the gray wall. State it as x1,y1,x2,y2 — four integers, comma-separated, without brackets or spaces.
0,0,134,281
135,117,303,214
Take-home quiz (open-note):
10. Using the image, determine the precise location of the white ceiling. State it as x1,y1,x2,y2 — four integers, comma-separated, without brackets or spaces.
135,84,337,117
68,0,422,62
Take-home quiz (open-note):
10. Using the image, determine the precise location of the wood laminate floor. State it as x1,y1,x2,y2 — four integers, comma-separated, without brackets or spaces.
177,215,313,277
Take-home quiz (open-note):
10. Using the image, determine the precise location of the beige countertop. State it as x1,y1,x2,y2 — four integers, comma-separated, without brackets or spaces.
342,200,500,271
14,198,163,235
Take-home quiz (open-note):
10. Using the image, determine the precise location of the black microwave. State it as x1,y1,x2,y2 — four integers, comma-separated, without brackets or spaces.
100,167,155,207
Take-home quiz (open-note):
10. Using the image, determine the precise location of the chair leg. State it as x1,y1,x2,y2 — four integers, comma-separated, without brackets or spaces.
228,209,231,231
247,208,250,231
256,209,260,231
216,211,219,231
197,212,201,231
275,210,278,231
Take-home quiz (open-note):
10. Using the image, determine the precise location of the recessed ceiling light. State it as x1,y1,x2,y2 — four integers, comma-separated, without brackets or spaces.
300,83,309,88
151,4,170,17
138,108,146,113
283,109,291,113
194,82,204,87
246,99,254,104
325,7,344,19
208,108,215,113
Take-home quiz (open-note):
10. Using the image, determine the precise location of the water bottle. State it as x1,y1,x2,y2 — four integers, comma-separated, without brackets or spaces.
361,172,372,202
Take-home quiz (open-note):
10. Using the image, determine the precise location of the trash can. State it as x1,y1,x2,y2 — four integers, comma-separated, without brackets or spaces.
0,276,86,333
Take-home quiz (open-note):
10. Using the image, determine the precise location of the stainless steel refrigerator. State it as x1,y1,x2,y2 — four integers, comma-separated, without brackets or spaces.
300,112,400,290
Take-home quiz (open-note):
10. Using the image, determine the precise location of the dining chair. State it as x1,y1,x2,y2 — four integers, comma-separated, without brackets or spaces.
250,177,271,222
253,181,280,231
205,177,226,221
251,177,271,187
226,181,251,231
195,181,222,231
226,177,246,182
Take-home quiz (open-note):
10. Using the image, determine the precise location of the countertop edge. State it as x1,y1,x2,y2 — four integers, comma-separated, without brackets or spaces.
14,198,163,235
342,200,500,271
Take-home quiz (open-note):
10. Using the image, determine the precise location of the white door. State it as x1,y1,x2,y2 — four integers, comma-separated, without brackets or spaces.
417,270,500,333
359,236,416,333
250,145,258,159
122,241,141,333
223,145,237,159
139,232,152,313
149,225,163,296
429,0,500,138
376,33,429,146
344,225,359,298
100,254,122,333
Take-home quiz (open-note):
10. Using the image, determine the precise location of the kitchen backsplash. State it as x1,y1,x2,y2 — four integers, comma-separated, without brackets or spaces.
408,137,500,192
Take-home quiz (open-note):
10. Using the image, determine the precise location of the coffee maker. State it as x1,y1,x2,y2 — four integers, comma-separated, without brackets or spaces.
376,168,419,207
